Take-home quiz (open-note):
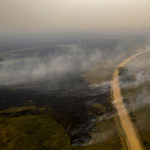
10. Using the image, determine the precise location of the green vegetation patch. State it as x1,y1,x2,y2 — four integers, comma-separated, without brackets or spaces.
82,63,113,84
0,105,37,113
0,115,74,150
39,108,47,112
93,103,106,114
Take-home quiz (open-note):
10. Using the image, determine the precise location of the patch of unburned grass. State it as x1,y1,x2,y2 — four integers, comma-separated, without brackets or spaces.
93,103,106,114
0,115,74,150
121,84,146,103
0,105,37,113
82,63,112,84
85,117,122,150
39,107,46,112
133,105,150,149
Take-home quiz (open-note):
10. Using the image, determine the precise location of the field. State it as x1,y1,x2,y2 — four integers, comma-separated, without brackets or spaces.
120,51,150,149
0,33,148,149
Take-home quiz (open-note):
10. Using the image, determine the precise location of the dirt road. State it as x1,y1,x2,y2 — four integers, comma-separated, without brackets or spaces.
112,49,150,150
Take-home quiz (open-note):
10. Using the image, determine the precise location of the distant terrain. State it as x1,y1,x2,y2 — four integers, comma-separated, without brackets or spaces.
0,32,149,150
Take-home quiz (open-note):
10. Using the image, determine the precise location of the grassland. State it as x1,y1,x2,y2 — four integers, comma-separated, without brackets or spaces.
92,103,106,115
0,115,73,150
0,105,37,113
120,51,150,149
120,81,150,149
82,61,113,84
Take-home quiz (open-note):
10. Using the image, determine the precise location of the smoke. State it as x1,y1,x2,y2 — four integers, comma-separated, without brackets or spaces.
0,45,103,85
0,41,130,87
87,130,113,145
119,54,150,111
89,80,111,89
120,70,150,89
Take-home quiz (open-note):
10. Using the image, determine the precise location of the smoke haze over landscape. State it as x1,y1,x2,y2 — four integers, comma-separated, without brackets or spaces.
1,1,150,149
1,0,150,32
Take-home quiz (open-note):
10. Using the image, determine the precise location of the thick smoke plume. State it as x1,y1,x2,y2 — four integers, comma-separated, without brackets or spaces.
0,45,102,85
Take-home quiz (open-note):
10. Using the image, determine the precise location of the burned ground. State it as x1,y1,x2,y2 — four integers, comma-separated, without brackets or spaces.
0,74,111,146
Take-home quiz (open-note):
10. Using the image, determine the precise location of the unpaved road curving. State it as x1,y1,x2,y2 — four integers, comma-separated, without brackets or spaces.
112,50,150,150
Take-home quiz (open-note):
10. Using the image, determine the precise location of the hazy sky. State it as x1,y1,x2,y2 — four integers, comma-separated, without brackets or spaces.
1,0,150,31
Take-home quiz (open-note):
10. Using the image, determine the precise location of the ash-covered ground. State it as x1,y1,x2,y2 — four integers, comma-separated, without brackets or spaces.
0,75,111,146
